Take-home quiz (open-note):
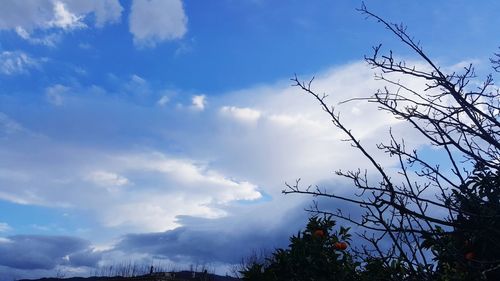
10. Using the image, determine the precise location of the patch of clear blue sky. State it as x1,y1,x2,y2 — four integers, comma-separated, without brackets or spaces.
0,200,89,235
1,0,499,237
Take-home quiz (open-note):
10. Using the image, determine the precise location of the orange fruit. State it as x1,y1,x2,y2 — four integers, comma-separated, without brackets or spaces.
313,229,325,238
334,242,348,250
465,252,475,261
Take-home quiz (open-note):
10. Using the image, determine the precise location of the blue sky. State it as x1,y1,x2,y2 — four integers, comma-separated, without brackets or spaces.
0,0,499,279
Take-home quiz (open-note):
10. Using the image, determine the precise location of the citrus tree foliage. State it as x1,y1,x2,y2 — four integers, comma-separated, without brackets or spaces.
422,164,500,280
240,216,358,281
280,3,499,281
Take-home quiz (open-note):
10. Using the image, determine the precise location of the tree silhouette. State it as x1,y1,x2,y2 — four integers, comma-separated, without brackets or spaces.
284,3,500,280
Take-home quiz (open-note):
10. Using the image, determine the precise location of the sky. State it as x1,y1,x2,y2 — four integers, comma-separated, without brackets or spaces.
0,0,499,279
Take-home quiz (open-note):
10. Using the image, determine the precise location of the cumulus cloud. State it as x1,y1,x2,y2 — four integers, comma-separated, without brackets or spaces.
191,95,206,110
220,106,262,124
0,0,122,45
129,0,188,47
0,51,41,75
48,1,87,30
85,171,130,187
93,152,262,231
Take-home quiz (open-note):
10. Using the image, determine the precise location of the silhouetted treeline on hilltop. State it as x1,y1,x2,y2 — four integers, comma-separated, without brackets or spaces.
18,270,240,281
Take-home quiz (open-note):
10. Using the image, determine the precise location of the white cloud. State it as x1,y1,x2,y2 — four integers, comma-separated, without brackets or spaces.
123,74,152,97
15,26,61,47
117,153,262,202
86,152,263,231
220,106,261,123
191,95,206,110
101,196,226,231
129,0,188,47
0,0,122,45
85,171,129,187
130,74,146,85
157,95,170,106
14,26,30,39
0,51,40,75
0,223,11,232
45,84,70,106
48,1,86,30
62,0,123,27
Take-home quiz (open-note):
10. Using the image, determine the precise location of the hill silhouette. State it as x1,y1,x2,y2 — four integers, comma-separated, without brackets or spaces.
18,271,240,281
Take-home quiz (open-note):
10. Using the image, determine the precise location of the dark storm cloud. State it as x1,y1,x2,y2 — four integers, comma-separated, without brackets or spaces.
114,188,357,265
116,207,310,264
67,248,102,268
0,235,101,270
